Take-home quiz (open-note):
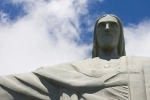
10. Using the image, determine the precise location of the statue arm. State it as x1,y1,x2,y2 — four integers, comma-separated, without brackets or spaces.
0,67,103,100
0,64,104,99
0,62,122,99
0,72,60,100
34,71,104,92
33,63,121,92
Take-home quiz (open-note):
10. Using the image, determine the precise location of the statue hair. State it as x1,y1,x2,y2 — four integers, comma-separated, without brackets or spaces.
92,14,126,58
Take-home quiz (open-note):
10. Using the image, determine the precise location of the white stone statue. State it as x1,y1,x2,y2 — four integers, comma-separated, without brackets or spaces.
0,14,149,100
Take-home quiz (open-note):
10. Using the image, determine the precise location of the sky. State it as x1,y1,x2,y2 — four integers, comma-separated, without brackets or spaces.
0,0,150,75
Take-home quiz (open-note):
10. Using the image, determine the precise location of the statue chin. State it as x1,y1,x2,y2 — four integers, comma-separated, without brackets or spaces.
100,43,115,49
99,37,115,47
99,39,118,50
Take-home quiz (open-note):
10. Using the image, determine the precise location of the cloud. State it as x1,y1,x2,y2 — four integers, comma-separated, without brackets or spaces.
0,0,91,75
124,20,150,56
0,11,10,25
1,0,150,76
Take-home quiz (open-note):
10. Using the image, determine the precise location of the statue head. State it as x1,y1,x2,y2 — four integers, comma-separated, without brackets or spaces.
92,14,126,58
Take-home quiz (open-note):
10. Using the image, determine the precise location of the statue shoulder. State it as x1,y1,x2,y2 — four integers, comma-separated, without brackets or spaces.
35,57,101,71
71,57,103,66
123,56,150,64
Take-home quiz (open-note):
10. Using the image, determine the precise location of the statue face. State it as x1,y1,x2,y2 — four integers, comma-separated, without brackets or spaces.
96,15,120,48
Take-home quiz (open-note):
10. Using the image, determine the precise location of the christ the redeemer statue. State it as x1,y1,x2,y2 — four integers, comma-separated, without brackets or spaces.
0,14,150,100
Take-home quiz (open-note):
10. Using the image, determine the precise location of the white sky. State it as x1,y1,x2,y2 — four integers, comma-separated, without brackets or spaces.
0,0,150,75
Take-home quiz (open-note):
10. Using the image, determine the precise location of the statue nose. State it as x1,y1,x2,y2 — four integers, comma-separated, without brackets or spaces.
105,23,110,32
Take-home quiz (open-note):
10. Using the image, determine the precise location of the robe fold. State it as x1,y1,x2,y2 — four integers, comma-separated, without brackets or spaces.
0,56,149,100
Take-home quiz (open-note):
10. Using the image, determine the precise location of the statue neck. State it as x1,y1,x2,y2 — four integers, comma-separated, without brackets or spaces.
98,47,120,60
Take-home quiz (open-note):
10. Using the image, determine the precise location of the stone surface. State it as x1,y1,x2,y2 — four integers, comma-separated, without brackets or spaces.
0,14,149,100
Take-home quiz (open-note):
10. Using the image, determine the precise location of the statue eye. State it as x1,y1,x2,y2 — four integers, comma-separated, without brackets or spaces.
98,23,105,27
110,22,118,27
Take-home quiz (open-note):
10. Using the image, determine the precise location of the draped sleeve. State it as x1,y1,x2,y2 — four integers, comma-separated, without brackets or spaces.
0,58,124,100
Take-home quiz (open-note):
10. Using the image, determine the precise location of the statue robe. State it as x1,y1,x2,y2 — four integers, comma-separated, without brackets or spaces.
0,56,149,100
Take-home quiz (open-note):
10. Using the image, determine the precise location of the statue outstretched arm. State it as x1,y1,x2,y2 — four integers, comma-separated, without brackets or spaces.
0,72,60,100
0,62,124,99
33,63,125,92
